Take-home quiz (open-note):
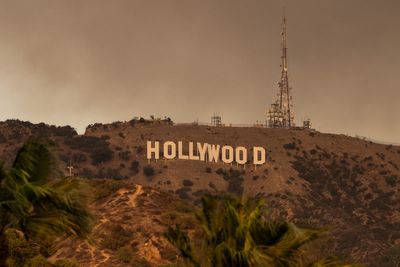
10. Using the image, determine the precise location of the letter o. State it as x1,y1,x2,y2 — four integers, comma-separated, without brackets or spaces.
235,146,247,165
164,141,176,159
221,146,234,164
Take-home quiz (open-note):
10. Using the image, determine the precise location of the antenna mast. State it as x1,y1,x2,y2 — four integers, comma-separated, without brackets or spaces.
267,9,294,128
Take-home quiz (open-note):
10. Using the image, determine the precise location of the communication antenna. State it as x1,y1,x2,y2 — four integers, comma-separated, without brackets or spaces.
267,8,295,128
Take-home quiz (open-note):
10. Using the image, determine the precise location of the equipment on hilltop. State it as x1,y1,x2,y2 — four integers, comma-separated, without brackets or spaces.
267,12,295,128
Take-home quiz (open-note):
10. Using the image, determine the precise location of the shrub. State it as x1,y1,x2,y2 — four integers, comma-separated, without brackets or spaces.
216,168,244,195
129,119,137,126
54,259,80,267
72,153,87,163
24,255,50,267
97,168,125,179
175,187,191,199
209,182,216,190
168,201,193,213
130,160,140,175
118,151,131,161
59,154,70,163
91,149,114,165
101,134,110,140
283,142,296,150
100,225,133,251
130,256,151,267
0,132,7,143
77,168,94,178
143,165,155,177
215,168,225,175
5,229,49,267
136,146,144,154
92,180,125,200
182,179,194,187
53,126,77,137
64,136,113,165
116,245,134,263
385,175,397,187
205,167,212,173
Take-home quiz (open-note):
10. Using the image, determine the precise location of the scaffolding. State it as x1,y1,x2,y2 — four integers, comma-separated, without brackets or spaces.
302,118,312,129
267,103,284,128
211,113,222,126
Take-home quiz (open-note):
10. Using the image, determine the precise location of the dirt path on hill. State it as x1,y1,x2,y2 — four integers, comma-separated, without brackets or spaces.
128,184,143,207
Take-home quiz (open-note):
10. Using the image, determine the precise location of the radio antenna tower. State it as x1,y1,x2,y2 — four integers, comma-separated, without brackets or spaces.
267,9,294,128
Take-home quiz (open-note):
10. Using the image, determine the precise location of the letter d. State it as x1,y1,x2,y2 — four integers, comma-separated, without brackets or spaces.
253,147,265,165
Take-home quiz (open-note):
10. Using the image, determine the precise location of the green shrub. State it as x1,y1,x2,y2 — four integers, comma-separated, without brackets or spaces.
5,229,54,267
64,136,113,165
23,255,51,267
93,180,125,200
6,229,40,267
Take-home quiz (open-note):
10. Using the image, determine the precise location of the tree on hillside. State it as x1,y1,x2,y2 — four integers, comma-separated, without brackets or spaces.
0,142,93,266
164,195,358,267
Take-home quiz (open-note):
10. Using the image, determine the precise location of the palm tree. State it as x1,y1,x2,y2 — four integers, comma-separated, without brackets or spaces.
0,142,93,266
165,195,357,267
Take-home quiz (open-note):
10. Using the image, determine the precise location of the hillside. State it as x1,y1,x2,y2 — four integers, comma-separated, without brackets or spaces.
0,119,399,266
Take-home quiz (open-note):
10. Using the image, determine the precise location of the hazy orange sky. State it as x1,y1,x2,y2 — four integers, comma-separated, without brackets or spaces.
0,0,399,143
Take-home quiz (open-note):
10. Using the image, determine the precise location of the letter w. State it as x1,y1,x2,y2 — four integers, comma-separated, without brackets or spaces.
207,144,220,163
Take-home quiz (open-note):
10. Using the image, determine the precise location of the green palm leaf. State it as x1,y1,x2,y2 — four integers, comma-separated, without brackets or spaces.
0,141,93,266
164,194,358,267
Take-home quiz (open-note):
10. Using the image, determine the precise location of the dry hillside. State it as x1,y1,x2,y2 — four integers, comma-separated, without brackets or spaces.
0,119,399,266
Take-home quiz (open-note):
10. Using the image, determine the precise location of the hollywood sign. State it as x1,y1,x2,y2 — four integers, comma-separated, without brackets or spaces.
147,141,266,165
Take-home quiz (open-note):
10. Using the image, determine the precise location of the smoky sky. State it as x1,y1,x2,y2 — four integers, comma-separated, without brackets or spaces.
0,0,399,143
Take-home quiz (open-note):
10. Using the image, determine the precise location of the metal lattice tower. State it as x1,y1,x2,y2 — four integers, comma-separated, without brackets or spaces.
211,113,222,126
267,12,294,128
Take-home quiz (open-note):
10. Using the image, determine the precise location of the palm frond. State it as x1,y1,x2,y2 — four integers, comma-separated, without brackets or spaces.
164,225,200,267
165,192,359,267
11,142,54,184
1,142,92,240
